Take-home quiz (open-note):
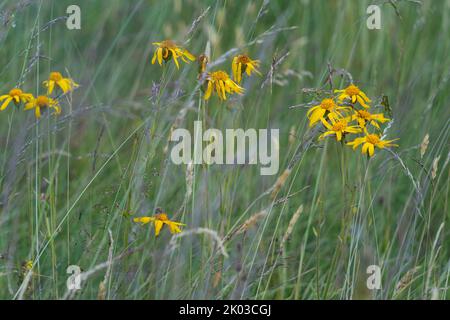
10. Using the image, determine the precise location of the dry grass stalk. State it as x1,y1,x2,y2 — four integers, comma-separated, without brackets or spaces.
223,210,268,244
431,155,440,180
97,229,114,300
420,133,429,158
279,205,303,253
169,227,229,258
395,266,421,295
288,126,296,145
270,168,291,199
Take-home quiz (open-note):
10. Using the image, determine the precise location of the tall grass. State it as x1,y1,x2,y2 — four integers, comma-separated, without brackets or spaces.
0,0,448,299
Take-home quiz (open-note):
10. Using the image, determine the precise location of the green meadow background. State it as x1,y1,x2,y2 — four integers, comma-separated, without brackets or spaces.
0,0,448,299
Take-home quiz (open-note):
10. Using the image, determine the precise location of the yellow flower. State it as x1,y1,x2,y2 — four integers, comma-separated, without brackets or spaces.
0,88,34,111
204,70,244,100
319,117,361,141
306,98,350,127
24,95,61,119
134,213,185,237
347,133,398,157
43,72,78,95
335,84,371,108
151,40,196,69
352,109,389,129
231,54,261,83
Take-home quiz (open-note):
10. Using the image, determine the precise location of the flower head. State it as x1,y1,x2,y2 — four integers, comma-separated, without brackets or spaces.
306,98,350,127
352,109,389,129
43,72,78,95
335,84,371,108
347,133,398,157
0,88,34,111
24,95,61,119
152,40,195,69
232,54,261,83
133,212,185,237
319,117,361,141
204,70,244,100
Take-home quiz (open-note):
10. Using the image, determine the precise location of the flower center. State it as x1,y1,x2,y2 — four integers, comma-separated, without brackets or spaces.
160,40,176,49
36,96,49,107
332,120,347,131
358,110,371,119
9,88,23,96
345,85,360,96
236,55,250,64
211,71,229,81
366,134,380,144
320,98,335,110
49,72,63,81
155,213,169,221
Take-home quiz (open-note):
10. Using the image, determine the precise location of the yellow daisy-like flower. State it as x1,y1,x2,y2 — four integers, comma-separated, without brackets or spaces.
0,88,34,111
151,40,196,69
335,84,371,108
347,133,398,157
43,72,78,95
352,109,390,129
204,70,244,100
319,117,361,141
24,95,61,119
232,54,261,84
134,213,185,237
306,98,350,127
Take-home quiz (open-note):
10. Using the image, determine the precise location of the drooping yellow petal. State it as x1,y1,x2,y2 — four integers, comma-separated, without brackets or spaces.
362,143,369,155
182,49,196,61
47,81,55,95
157,48,163,65
154,220,164,237
204,81,213,100
357,96,370,108
368,144,375,157
133,217,154,225
172,53,180,69
0,97,12,110
359,91,371,102
308,108,326,127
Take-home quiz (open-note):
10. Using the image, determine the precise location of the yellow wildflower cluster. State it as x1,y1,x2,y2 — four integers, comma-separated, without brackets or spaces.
151,40,261,101
0,71,78,119
134,41,263,237
307,84,398,157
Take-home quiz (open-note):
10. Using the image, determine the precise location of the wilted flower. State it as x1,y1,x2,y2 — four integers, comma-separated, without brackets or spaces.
151,40,195,69
197,54,209,74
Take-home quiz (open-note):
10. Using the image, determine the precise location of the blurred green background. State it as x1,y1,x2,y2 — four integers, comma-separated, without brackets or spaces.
0,0,448,299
